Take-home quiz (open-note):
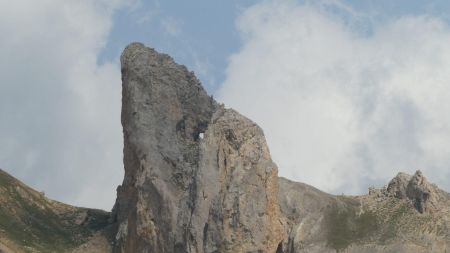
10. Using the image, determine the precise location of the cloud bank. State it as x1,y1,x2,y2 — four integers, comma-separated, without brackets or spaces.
218,1,450,194
0,0,132,209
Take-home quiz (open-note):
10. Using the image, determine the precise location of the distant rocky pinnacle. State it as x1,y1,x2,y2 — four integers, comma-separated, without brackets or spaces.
1,42,450,253
386,170,439,214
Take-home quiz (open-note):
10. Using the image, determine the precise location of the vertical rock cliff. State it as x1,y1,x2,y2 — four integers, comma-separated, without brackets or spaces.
111,42,450,253
112,43,285,253
2,42,450,253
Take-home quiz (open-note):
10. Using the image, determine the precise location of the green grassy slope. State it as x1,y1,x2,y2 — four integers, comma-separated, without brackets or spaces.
0,169,111,253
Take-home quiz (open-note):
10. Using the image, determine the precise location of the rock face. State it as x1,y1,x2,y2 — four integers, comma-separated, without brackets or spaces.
110,42,450,253
386,172,412,199
112,43,284,253
387,170,438,213
110,43,450,253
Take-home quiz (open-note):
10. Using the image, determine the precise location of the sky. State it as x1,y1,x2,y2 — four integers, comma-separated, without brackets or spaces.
2,0,450,210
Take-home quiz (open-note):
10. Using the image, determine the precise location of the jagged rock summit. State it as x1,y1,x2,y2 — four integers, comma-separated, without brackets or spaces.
112,42,284,253
386,170,440,213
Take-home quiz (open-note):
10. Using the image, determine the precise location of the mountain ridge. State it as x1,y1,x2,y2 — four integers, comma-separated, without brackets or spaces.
1,42,450,252
2,166,449,252
0,168,113,253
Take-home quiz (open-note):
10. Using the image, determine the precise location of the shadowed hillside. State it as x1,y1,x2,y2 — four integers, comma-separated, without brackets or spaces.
0,169,112,253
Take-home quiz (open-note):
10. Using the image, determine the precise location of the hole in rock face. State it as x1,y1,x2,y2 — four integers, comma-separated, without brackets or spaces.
193,121,208,141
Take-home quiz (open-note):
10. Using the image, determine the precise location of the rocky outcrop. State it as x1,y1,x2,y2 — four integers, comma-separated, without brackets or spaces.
3,42,450,253
279,171,450,253
387,170,440,213
192,108,285,252
405,171,439,213
112,43,284,253
113,43,450,253
112,41,216,253
386,172,412,199
111,42,450,253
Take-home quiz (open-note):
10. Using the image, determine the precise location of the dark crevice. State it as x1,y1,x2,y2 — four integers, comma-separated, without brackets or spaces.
276,242,284,253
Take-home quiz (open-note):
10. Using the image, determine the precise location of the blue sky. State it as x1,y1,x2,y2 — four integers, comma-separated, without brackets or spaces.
100,0,450,93
98,0,260,93
3,0,450,210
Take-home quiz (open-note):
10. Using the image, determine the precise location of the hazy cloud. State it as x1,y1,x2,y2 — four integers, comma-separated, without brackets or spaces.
0,0,132,210
161,16,184,36
218,1,450,194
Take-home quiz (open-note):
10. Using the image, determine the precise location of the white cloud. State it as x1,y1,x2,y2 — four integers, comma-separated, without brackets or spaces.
0,0,133,210
161,16,183,36
218,1,450,194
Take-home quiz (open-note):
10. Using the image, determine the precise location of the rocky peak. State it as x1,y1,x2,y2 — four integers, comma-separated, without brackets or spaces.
386,170,437,213
406,170,435,213
112,42,450,253
113,43,284,253
386,172,412,199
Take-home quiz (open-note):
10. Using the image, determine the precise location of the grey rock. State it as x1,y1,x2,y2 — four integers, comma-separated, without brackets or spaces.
111,42,450,253
113,42,216,253
386,170,438,213
279,172,450,253
406,170,432,213
386,172,412,198
112,43,284,253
